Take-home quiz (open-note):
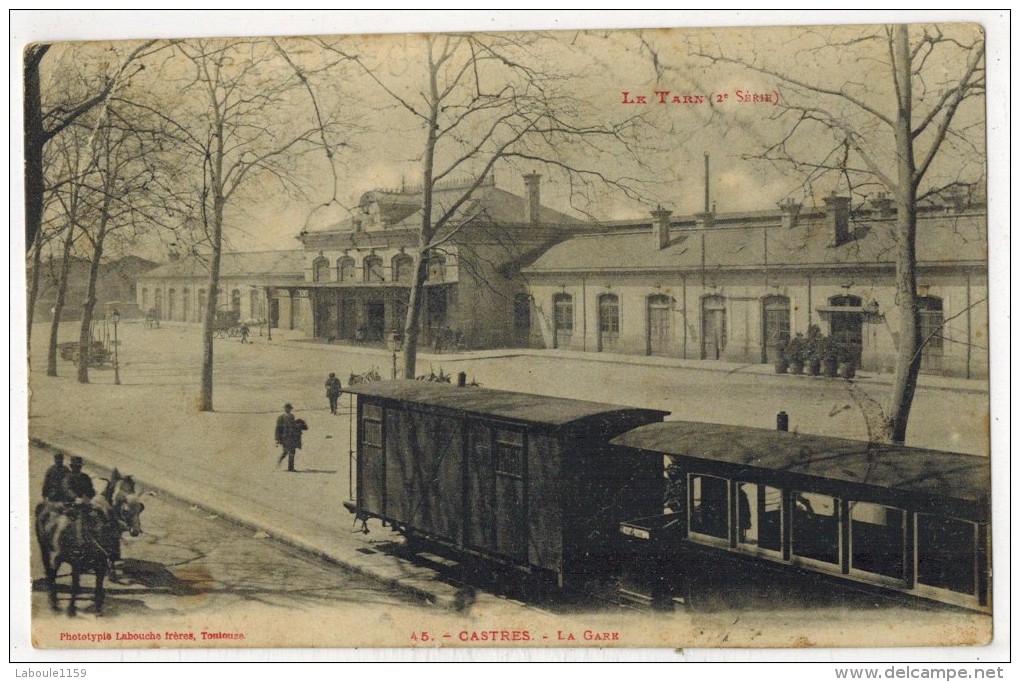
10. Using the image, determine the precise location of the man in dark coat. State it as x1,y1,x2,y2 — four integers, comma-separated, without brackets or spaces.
61,455,96,503
275,403,306,472
42,452,69,502
325,372,342,414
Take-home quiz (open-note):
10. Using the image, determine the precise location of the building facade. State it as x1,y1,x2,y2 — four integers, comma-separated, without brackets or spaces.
135,251,306,328
296,175,587,349
524,196,988,378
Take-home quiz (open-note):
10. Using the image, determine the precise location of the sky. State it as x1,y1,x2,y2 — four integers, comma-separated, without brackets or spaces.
15,11,995,259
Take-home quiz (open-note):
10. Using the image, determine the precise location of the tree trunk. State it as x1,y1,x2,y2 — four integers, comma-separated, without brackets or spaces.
76,229,105,384
46,225,76,376
400,251,430,379
24,46,47,255
26,233,44,359
884,25,921,445
199,199,224,412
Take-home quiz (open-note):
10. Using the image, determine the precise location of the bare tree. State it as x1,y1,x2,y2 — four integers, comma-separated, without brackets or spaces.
166,39,344,411
326,33,653,379
690,24,985,444
72,99,169,384
24,41,156,255
25,42,155,358
43,120,90,377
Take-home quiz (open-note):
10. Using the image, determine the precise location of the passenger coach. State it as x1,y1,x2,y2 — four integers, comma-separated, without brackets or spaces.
613,421,992,612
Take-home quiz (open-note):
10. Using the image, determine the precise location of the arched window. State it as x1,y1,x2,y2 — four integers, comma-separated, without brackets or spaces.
167,289,176,320
918,296,944,374
312,256,330,282
198,289,207,318
761,295,791,363
154,289,163,318
231,289,242,316
392,254,414,283
701,295,727,360
598,294,620,352
647,294,673,355
141,288,149,310
364,255,384,283
182,288,191,322
249,289,260,320
427,253,447,283
338,256,356,283
553,293,573,349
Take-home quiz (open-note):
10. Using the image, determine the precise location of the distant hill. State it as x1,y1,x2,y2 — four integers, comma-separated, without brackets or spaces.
29,255,160,322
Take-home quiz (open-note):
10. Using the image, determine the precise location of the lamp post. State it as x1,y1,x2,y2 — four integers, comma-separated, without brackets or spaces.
265,287,273,341
388,330,400,380
111,309,121,385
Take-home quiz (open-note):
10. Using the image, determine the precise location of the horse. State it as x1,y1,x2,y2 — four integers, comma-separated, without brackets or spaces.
99,470,145,577
34,500,112,616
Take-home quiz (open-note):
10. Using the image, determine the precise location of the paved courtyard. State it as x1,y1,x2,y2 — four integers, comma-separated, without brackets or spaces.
16,320,995,649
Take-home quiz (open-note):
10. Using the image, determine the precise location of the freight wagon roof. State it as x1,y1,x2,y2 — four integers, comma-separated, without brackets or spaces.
612,421,989,506
345,380,668,427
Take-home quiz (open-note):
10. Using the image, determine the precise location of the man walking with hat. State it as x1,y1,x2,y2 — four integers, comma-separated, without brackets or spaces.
275,403,306,472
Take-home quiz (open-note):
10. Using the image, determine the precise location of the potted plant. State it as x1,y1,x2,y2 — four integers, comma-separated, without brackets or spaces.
784,334,806,375
837,343,858,380
774,343,790,374
821,336,839,377
806,325,823,376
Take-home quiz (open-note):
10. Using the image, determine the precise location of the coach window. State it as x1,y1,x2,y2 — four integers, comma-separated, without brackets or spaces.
849,502,907,584
689,474,729,543
915,514,978,598
736,482,783,556
791,492,841,568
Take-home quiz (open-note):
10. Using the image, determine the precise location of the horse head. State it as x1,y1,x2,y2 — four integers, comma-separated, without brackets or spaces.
110,476,145,537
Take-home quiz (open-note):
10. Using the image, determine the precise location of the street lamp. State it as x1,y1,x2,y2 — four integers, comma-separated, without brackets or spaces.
111,308,121,385
388,330,401,380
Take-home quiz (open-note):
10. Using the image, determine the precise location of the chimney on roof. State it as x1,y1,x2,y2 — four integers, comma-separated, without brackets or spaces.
779,198,802,229
523,173,541,225
823,192,852,246
695,210,714,229
871,192,896,218
651,205,673,250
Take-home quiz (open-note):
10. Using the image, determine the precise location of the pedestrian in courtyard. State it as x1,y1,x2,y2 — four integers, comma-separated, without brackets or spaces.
239,322,250,344
41,451,69,502
275,403,307,472
325,372,342,415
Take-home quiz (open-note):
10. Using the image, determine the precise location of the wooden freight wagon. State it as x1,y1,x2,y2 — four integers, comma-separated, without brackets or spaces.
344,380,669,587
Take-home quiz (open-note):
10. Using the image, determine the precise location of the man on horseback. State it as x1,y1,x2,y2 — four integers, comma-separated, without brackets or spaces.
41,451,69,502
62,455,96,504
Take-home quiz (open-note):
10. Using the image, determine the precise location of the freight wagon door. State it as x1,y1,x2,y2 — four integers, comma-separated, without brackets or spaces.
493,428,527,562
466,424,526,562
358,401,385,517
385,409,462,542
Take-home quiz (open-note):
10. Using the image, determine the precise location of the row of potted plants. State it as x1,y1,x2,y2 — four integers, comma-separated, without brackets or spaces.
775,325,857,379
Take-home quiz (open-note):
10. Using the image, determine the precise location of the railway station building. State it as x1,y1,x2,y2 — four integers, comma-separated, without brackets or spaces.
134,250,306,328
523,194,988,379
294,174,587,349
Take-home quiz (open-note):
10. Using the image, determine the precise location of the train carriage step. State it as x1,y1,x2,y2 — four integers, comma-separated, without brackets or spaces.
415,551,460,569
